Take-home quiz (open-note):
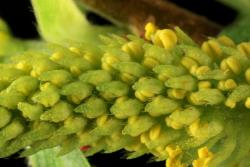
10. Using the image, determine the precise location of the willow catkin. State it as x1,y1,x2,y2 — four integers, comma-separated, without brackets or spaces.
1,22,250,167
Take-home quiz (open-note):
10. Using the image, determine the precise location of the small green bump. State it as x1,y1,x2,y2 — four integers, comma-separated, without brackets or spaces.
105,132,136,153
39,69,73,87
97,81,129,100
180,45,212,66
74,96,107,118
145,95,179,117
165,75,197,91
40,101,72,122
166,107,201,129
78,130,101,146
56,116,87,135
110,97,144,119
50,51,93,75
17,102,43,121
0,107,11,128
92,116,123,136
123,115,155,137
32,83,60,107
0,119,24,146
225,85,250,108
143,44,181,68
188,119,223,140
153,65,187,81
61,81,93,104
0,67,25,83
7,76,39,96
189,89,225,105
79,70,112,86
195,69,230,80
133,77,164,101
121,39,144,61
29,54,61,77
0,90,25,109
113,62,147,83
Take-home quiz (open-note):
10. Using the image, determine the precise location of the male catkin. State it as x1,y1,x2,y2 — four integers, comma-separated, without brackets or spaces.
1,23,250,167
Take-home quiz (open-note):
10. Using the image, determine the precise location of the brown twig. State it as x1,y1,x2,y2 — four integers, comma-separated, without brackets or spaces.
79,0,222,43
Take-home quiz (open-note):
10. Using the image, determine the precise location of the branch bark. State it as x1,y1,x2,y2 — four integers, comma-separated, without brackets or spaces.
80,0,222,43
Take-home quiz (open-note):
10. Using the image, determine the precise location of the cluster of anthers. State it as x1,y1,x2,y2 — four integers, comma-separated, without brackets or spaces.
1,22,250,167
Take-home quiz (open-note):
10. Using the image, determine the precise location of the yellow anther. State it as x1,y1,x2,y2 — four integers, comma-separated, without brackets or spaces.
225,99,236,109
198,147,213,159
145,22,158,40
135,90,154,102
116,96,128,104
70,66,81,76
166,159,187,167
166,145,182,158
237,42,250,58
158,73,169,81
149,124,161,140
245,97,250,109
128,115,139,125
217,79,237,91
122,41,143,61
195,66,210,75
140,90,155,98
188,119,200,136
181,56,199,70
165,116,183,130
102,62,113,71
192,147,213,167
201,40,222,59
30,70,39,78
120,72,135,83
201,41,214,59
221,57,241,74
245,68,250,83
167,89,186,100
69,47,81,55
198,81,211,89
96,115,109,126
50,52,63,61
135,91,147,102
217,35,235,47
140,132,150,144
15,62,31,72
153,29,178,49
224,79,237,90
220,59,229,71
143,57,159,69
106,56,119,65
226,57,241,74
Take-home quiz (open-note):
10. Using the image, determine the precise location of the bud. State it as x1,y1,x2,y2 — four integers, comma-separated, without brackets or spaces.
40,101,72,122
145,95,179,117
74,96,107,118
111,97,143,119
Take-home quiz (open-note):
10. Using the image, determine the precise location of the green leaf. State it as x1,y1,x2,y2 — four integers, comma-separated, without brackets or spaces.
28,147,91,167
31,0,126,45
218,0,250,42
